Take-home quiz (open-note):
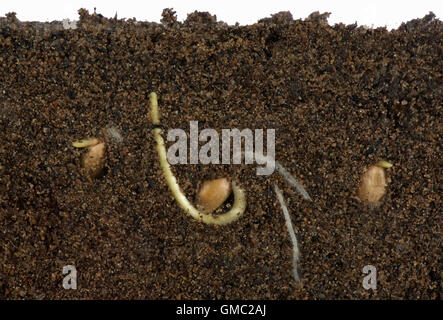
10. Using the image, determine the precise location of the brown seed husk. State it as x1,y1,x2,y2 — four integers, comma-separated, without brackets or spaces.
81,142,106,179
196,178,232,213
357,165,387,204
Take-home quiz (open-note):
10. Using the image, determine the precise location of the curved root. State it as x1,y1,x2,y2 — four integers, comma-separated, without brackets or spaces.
150,92,246,225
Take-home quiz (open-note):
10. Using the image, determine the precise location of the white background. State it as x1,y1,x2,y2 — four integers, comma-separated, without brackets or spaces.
1,0,442,30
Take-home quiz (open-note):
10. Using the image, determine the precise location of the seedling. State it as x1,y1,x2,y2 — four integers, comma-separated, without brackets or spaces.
72,126,123,180
274,184,301,284
72,137,106,180
150,92,312,283
149,92,246,225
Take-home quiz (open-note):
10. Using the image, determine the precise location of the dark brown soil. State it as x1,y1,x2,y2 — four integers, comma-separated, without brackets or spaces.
0,9,441,299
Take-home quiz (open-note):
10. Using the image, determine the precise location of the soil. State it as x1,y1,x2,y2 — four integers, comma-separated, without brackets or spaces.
0,9,441,299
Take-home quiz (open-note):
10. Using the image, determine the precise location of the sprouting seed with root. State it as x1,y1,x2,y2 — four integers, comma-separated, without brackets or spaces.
72,126,122,180
72,137,106,180
150,92,312,284
150,92,246,226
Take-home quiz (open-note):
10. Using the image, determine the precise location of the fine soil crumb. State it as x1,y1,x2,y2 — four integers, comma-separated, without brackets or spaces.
0,9,441,299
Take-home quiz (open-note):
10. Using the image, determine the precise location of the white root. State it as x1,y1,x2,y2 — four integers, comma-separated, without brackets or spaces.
275,162,312,201
236,150,312,201
274,184,301,283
